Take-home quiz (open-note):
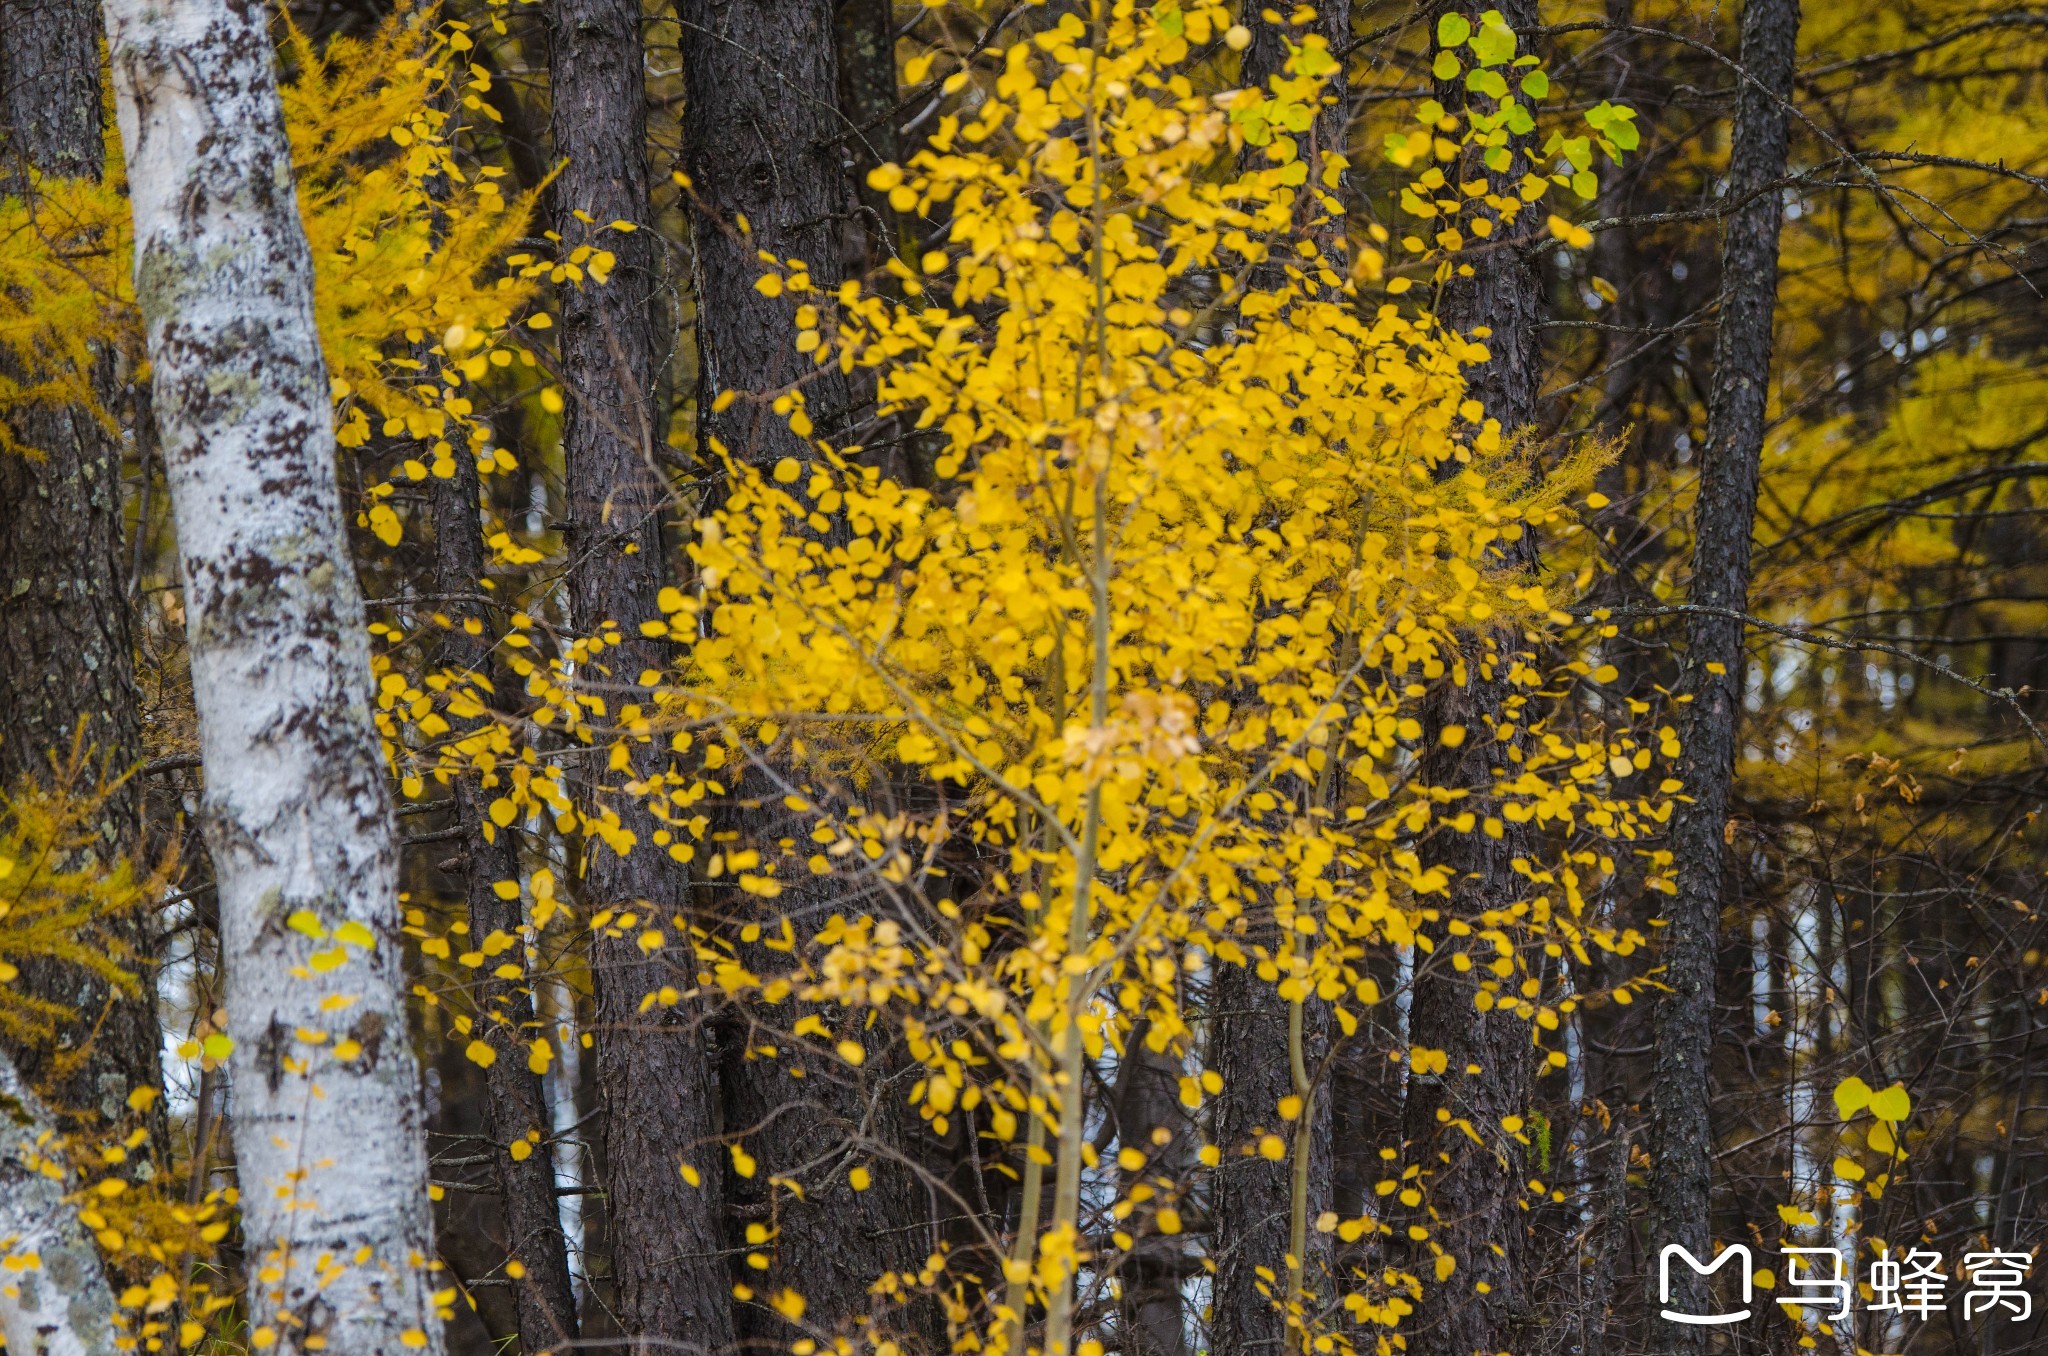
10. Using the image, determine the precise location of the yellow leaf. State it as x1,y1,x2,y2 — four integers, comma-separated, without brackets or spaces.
835,1039,866,1066
368,504,403,547
1832,1075,1873,1119
1869,1084,1911,1122
465,1039,497,1069
848,1166,872,1191
731,1144,757,1178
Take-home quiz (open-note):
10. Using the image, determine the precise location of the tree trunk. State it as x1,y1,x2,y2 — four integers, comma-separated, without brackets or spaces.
0,0,163,1132
1646,0,1800,1342
102,4,444,1354
431,455,580,1354
1397,5,1545,1355
834,0,901,273
1210,962,1332,1356
0,1044,122,1356
1207,16,1348,1356
544,0,737,1348
1112,1025,1192,1356
676,2,941,1345
679,0,869,467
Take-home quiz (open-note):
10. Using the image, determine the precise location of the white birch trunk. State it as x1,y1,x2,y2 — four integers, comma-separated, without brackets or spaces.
101,6,444,1356
0,1047,121,1356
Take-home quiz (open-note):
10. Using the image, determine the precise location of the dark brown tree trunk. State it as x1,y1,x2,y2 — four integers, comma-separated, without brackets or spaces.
1396,5,1545,1355
834,0,901,273
544,0,735,1348
1210,961,1332,1356
0,0,163,1129
717,947,940,1350
431,454,581,1354
679,0,870,468
1206,15,1350,1353
677,4,936,1344
1646,0,1800,1343
1112,1024,1192,1356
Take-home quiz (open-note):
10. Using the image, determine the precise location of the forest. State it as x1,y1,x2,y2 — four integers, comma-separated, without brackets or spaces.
0,0,2042,1355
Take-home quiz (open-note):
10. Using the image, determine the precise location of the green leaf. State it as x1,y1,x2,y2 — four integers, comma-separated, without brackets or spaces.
1484,146,1512,173
1467,68,1509,99
1470,19,1517,67
1608,120,1641,152
1432,50,1462,81
1436,13,1472,47
1505,104,1536,136
202,1033,234,1061
1571,168,1599,199
1520,70,1549,99
1417,98,1447,125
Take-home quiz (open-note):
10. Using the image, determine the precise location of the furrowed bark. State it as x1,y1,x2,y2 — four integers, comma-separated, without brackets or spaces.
679,0,869,468
430,457,579,1353
102,5,444,1355
0,0,164,1131
0,1045,122,1356
834,0,901,273
1210,964,1332,1356
1397,5,1543,1355
1208,15,1347,1355
1111,1026,1192,1356
1646,0,1801,1340
543,0,736,1347
678,2,935,1344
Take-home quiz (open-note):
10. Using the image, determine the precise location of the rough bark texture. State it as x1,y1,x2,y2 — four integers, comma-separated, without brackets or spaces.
0,1045,122,1356
834,0,900,272
1396,6,1545,1356
1210,961,1333,1356
0,0,104,179
1112,1029,1192,1356
1646,0,1800,1343
1206,18,1347,1356
679,0,869,466
717,928,940,1353
431,457,580,1355
102,4,444,1354
0,0,164,1133
677,4,937,1346
544,0,736,1348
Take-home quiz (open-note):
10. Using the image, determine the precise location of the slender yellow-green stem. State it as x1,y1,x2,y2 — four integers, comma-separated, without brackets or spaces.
1043,12,1111,1355
1000,1077,1049,1353
1284,984,1317,1355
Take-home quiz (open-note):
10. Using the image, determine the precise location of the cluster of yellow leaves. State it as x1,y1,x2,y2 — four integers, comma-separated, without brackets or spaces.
284,10,542,461
0,5,541,505
617,5,1673,1349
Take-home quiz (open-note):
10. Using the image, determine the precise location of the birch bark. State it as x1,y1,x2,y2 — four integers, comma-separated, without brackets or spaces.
101,5,443,1355
0,1045,121,1356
